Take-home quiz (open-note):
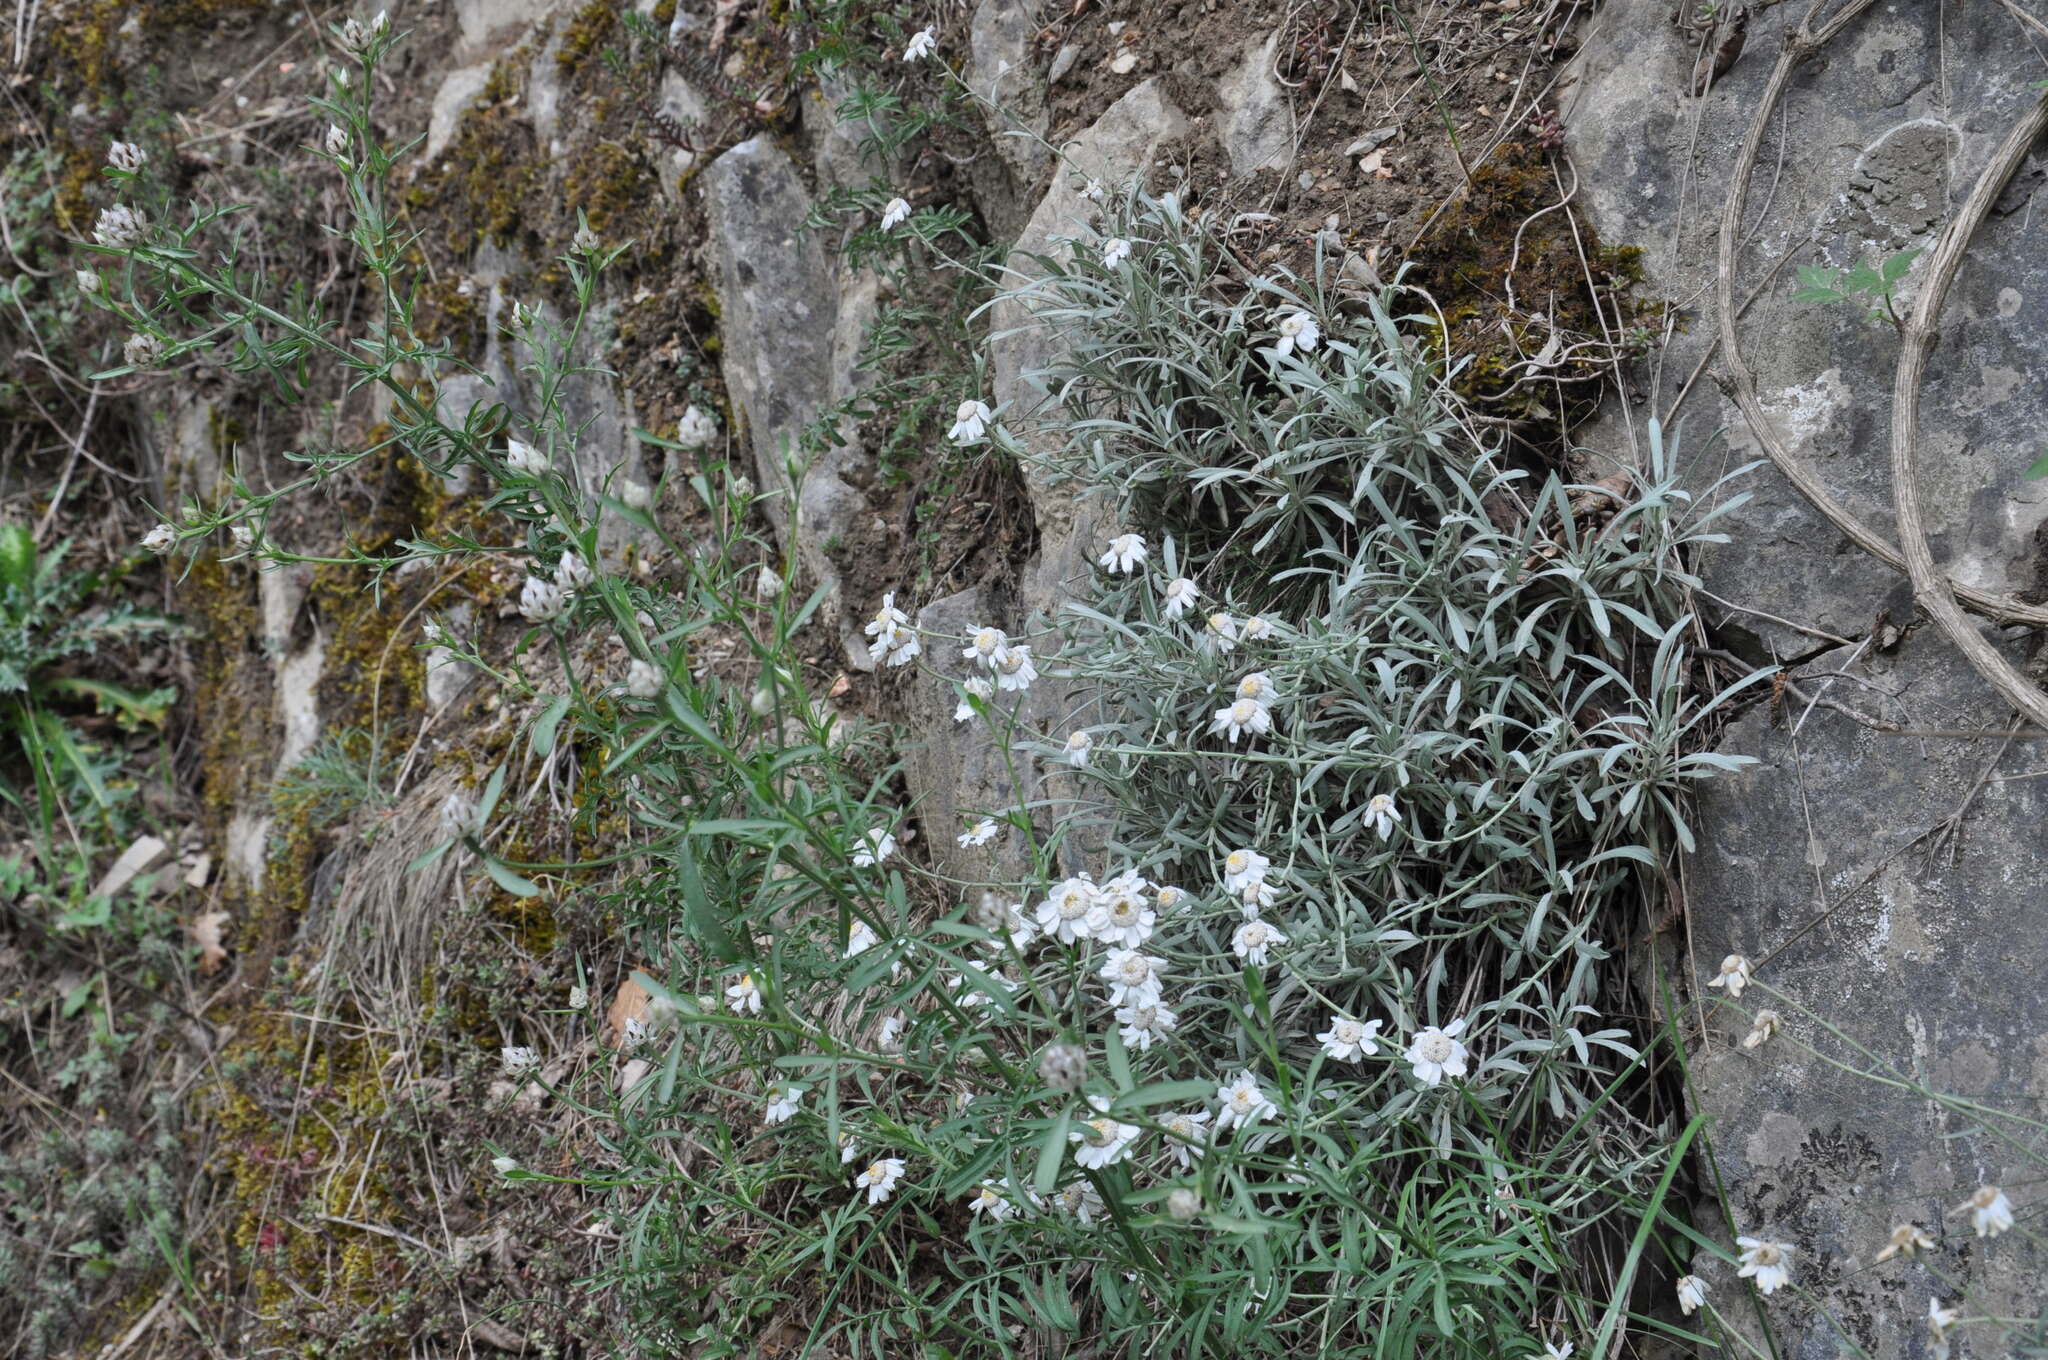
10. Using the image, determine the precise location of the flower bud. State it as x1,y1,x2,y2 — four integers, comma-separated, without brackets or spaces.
1036,1042,1087,1092
555,550,593,592
625,658,663,699
675,404,717,450
93,204,146,248
123,333,165,369
504,439,548,478
519,576,566,622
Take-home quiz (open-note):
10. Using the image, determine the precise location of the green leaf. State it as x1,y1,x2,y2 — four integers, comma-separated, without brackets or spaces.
528,693,571,757
1103,1026,1133,1093
1033,1113,1071,1196
476,764,507,824
482,857,542,899
1114,1078,1215,1111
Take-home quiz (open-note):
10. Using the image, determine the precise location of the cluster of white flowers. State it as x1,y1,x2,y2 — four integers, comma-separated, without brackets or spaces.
336,10,390,56
1211,670,1278,744
865,594,922,668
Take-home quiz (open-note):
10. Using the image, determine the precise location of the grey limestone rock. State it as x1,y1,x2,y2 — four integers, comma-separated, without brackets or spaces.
1565,2,2048,1353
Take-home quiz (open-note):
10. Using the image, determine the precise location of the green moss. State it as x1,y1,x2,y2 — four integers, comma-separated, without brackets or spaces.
557,0,619,76
1410,141,1655,426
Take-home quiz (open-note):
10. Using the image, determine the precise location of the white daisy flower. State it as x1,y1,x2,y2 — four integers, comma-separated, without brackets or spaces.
954,676,994,722
1162,1109,1211,1168
1404,1019,1470,1086
1735,1236,1792,1294
1741,1009,1780,1050
1199,611,1240,655
1088,873,1156,948
949,960,1015,1008
993,644,1038,693
1231,917,1286,966
969,1181,1016,1221
1220,848,1271,897
1959,1185,2014,1237
880,196,911,230
1239,877,1279,916
1053,1180,1105,1224
1365,792,1402,840
725,973,763,1015
764,1083,803,1124
868,621,922,667
1070,1095,1141,1170
141,523,177,555
902,25,936,60
845,920,879,959
958,817,1000,848
1063,731,1093,767
1098,948,1167,1006
1211,696,1273,744
1873,1222,1933,1263
974,894,1036,951
1273,310,1320,356
1101,237,1131,268
1035,876,1101,944
1707,953,1753,999
1214,1070,1277,1132
1115,1000,1178,1052
1098,533,1147,574
961,625,1011,668
1161,576,1199,620
948,398,992,445
1235,672,1278,704
505,438,549,477
855,1156,906,1204
626,658,663,699
851,827,897,868
500,1045,539,1076
1676,1274,1708,1315
1316,1015,1383,1062
1927,1298,1960,1355
519,576,566,622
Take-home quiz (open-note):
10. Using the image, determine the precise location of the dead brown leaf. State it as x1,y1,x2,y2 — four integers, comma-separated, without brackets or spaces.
191,910,230,972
